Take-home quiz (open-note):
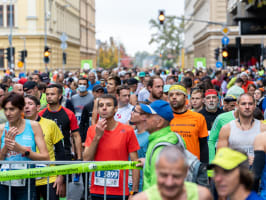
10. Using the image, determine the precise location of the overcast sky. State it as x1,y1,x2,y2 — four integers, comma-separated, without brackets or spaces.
96,0,184,56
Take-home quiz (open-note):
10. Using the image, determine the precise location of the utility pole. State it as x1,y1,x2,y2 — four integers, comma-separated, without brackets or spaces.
9,0,14,70
20,37,26,73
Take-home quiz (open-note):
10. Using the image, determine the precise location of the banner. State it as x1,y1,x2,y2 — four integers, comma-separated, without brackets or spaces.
0,161,141,181
194,57,206,69
81,60,93,70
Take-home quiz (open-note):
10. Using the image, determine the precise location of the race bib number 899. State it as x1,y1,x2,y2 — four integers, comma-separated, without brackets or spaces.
94,170,120,187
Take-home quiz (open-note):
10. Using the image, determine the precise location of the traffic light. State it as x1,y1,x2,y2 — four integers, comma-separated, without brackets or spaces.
44,46,50,64
5,48,11,63
19,50,27,63
63,52,67,64
158,10,165,25
222,48,228,58
214,48,220,61
5,47,15,63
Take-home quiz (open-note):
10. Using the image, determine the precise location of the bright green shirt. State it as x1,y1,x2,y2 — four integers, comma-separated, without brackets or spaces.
227,76,237,89
143,126,178,190
145,182,199,200
40,93,47,110
208,110,235,162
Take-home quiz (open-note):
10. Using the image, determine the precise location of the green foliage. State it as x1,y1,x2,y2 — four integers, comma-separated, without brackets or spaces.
98,37,126,69
149,15,184,65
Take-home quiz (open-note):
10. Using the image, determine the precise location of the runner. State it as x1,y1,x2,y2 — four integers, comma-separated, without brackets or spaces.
39,84,82,161
190,88,204,112
129,103,149,192
0,92,49,199
71,77,94,125
114,85,134,124
24,95,65,199
136,100,178,190
83,94,140,199
199,89,223,131
208,109,238,162
146,76,164,103
217,93,266,165
133,146,212,200
169,84,209,163
211,147,262,200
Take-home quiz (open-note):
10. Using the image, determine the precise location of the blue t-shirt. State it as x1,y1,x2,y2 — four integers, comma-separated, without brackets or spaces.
88,81,100,91
246,191,264,200
128,130,149,192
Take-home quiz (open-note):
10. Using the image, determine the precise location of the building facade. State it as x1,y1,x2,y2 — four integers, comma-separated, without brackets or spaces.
0,0,96,72
184,0,266,69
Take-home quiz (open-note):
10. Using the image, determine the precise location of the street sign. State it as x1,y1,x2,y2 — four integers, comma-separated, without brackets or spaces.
216,61,223,68
81,60,93,70
60,42,67,50
60,33,68,42
221,36,230,45
194,57,206,69
221,26,230,35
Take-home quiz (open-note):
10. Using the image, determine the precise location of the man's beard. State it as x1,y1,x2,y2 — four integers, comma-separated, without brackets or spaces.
152,92,162,100
171,101,185,110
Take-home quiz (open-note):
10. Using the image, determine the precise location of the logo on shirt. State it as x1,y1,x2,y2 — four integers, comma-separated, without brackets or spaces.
116,114,121,119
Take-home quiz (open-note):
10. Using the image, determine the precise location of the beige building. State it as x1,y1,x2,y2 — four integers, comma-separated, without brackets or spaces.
184,0,266,69
0,0,96,72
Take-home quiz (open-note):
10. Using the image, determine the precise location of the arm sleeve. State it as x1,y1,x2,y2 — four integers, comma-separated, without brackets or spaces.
208,116,221,163
199,115,209,139
252,150,265,192
199,137,209,164
54,140,66,161
66,99,75,114
79,102,93,143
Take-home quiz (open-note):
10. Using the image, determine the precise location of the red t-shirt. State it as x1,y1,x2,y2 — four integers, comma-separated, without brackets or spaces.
85,122,140,196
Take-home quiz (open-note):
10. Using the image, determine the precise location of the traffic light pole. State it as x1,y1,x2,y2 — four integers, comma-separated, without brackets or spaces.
9,0,14,70
44,0,48,72
21,37,26,73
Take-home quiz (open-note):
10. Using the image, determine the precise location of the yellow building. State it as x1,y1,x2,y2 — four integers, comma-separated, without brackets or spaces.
0,0,96,72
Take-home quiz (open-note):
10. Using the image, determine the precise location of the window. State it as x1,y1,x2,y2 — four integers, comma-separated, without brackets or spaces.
0,49,4,68
7,5,14,27
0,6,3,27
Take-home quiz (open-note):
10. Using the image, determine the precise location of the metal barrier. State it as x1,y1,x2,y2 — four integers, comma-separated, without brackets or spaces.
0,161,140,200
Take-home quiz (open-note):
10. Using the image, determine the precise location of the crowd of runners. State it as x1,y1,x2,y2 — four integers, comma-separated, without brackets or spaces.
0,65,265,200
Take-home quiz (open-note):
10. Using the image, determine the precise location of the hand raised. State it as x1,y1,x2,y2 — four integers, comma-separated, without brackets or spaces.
95,118,107,140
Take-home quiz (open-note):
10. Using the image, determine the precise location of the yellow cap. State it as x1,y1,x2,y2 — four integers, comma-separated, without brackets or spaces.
169,85,187,95
210,147,248,170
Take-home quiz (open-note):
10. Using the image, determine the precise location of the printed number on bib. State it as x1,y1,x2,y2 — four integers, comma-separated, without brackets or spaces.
94,170,120,187
0,164,27,187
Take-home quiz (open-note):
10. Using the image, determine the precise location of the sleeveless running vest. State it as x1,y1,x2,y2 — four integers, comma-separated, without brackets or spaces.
228,119,260,157
1,119,36,161
145,182,199,200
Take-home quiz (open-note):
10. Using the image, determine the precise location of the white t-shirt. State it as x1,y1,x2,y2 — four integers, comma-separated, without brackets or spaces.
114,104,134,124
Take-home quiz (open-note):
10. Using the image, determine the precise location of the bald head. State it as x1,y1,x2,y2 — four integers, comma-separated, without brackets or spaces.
13,83,24,96
156,146,188,167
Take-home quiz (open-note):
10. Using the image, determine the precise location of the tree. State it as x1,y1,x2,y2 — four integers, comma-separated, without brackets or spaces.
97,37,130,69
149,15,184,66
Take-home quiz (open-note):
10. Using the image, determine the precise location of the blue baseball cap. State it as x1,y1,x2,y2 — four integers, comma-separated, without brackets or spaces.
140,100,174,122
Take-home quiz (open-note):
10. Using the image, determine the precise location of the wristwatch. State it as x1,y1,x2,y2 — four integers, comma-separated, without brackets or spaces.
24,151,30,157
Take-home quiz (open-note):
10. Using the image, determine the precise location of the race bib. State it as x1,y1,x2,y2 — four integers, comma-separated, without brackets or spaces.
35,164,47,180
0,164,27,187
128,170,133,185
94,170,120,187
